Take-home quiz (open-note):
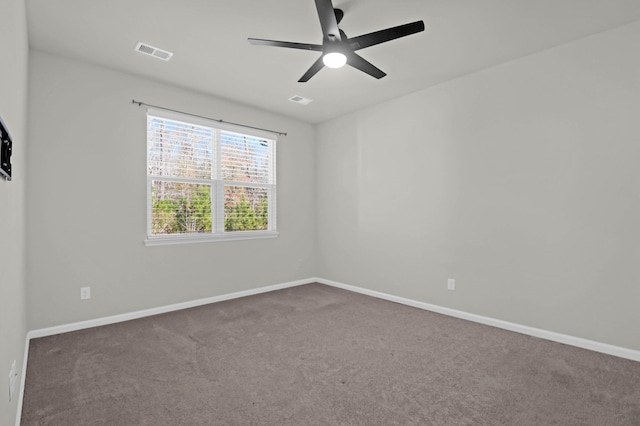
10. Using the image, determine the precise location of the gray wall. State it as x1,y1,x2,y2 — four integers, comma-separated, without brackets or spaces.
317,21,640,351
27,51,317,330
21,13,640,399
0,0,28,423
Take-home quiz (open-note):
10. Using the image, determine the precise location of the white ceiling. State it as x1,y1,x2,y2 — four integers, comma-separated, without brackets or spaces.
26,0,640,124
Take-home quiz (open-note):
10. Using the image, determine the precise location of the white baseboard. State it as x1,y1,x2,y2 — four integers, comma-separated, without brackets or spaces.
17,275,639,425
15,332,30,426
314,277,640,363
27,278,315,340
24,276,640,361
17,277,316,426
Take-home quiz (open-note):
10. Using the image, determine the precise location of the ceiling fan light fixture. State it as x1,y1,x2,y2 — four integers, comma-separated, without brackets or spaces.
248,0,425,81
323,52,347,68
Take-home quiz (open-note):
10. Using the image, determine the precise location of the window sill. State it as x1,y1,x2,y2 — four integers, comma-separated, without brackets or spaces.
144,231,279,246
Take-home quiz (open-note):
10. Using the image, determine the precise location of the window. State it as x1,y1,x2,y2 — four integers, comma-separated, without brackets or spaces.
146,109,277,245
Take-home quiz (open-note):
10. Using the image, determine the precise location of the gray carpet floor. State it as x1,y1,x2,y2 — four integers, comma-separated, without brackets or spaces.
21,283,640,425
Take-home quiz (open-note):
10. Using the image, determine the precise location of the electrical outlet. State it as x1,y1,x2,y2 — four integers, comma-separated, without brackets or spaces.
80,286,91,300
8,360,17,402
447,278,456,291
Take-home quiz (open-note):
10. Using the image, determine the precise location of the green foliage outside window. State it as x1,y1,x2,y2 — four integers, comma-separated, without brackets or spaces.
148,115,275,239
152,185,211,234
225,195,268,231
152,186,269,234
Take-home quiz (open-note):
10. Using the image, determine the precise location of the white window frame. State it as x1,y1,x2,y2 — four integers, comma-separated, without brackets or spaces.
145,108,278,246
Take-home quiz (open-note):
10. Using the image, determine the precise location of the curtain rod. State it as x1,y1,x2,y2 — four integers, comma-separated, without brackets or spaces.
131,99,287,137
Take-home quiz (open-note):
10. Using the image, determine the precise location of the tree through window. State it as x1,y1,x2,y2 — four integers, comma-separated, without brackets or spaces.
146,109,277,243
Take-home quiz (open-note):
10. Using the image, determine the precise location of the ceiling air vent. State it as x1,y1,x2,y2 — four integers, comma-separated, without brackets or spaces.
288,95,313,105
135,42,173,61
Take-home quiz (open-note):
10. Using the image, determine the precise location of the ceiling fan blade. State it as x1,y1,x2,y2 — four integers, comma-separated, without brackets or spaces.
298,56,325,82
348,21,425,51
315,0,342,41
248,38,323,51
347,52,386,79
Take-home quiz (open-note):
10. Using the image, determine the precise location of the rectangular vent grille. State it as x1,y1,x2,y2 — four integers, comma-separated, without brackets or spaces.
135,42,173,61
288,95,313,105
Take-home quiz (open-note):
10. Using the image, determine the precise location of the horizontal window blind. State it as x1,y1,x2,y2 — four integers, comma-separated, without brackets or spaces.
221,132,274,184
146,109,276,241
148,117,214,180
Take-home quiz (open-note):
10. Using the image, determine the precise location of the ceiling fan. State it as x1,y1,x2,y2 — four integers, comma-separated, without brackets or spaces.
248,0,425,82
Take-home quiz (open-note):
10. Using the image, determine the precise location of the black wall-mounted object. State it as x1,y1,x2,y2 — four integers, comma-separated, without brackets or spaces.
0,116,12,182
